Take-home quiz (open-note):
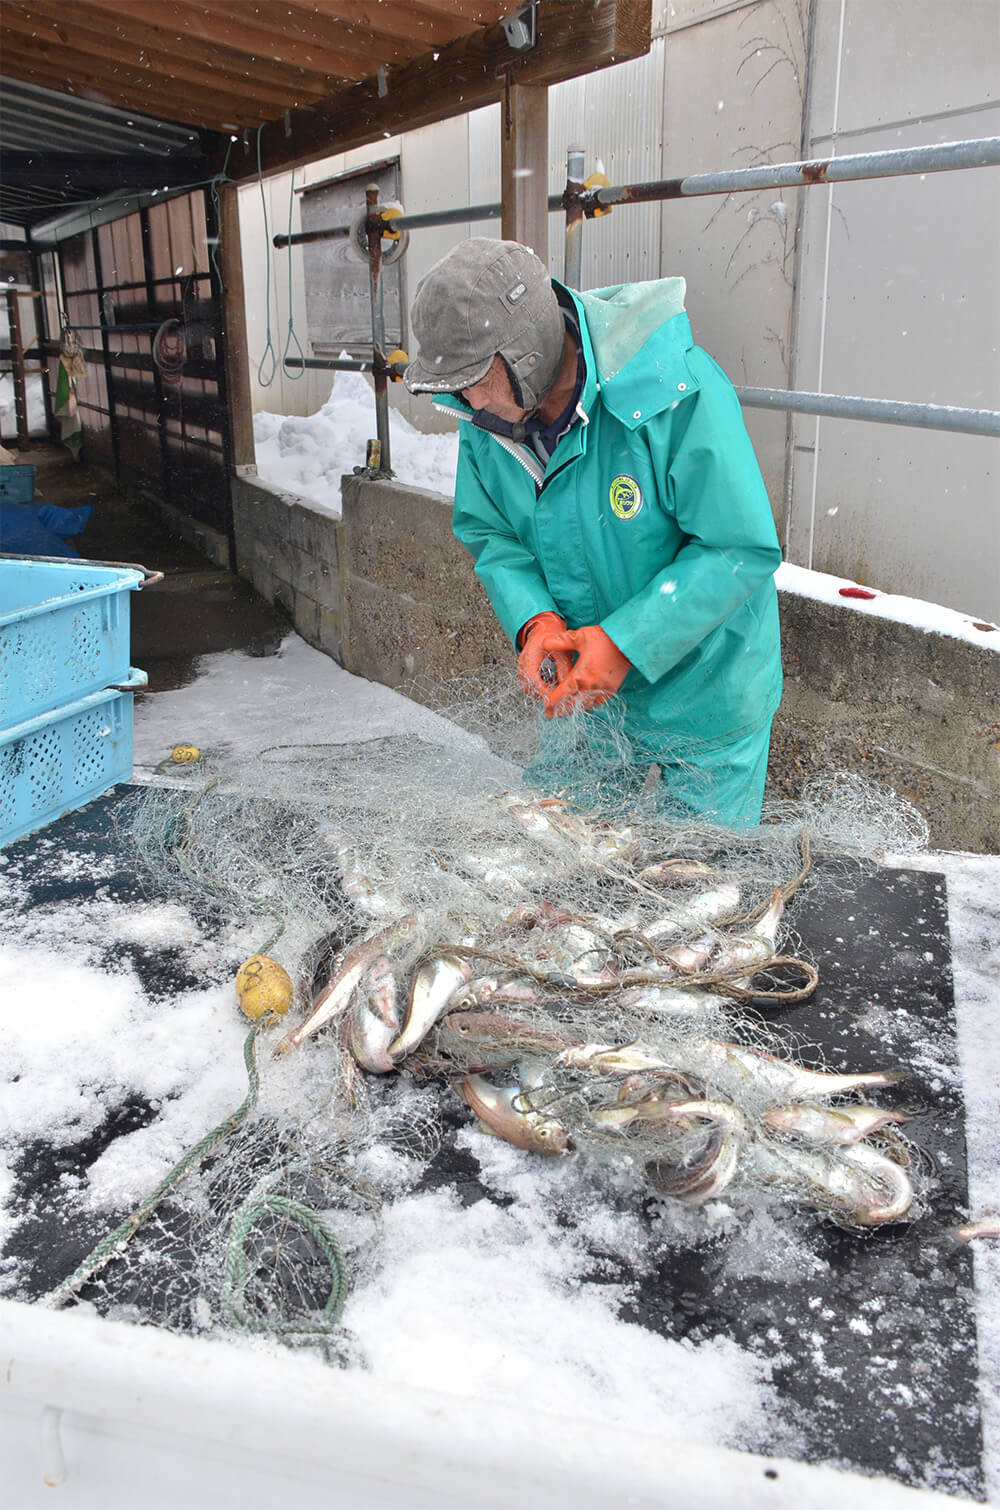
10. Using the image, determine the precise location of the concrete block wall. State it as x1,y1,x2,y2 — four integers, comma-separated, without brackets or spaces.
770,599,1000,854
232,473,999,854
232,478,343,661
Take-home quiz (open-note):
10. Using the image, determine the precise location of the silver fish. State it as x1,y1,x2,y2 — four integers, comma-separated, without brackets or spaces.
450,974,541,1012
645,1106,745,1204
459,1073,571,1156
276,915,419,1053
708,887,786,974
761,1103,909,1145
554,1038,903,1101
432,1009,576,1071
637,859,719,886
952,1217,1000,1243
389,954,473,1061
498,794,636,863
661,937,716,975
343,956,401,1073
642,883,741,943
749,1139,915,1226
618,983,724,1017
680,1039,904,1101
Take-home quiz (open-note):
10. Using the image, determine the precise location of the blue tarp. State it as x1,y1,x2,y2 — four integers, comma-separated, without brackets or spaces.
0,503,93,558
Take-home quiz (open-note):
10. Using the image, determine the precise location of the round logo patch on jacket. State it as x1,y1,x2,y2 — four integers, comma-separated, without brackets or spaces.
609,474,643,520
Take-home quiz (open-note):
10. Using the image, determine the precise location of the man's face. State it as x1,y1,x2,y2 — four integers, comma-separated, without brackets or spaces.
461,355,529,423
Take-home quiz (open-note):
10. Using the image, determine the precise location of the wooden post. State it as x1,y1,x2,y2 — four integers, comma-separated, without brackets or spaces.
6,290,30,449
217,181,256,475
500,82,549,262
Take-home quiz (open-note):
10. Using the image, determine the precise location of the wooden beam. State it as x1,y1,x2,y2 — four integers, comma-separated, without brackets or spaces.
226,0,652,181
217,182,256,475
500,84,549,261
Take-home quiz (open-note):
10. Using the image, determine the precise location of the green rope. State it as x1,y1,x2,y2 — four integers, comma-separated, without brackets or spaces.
44,1017,272,1311
44,1013,354,1363
222,1192,352,1364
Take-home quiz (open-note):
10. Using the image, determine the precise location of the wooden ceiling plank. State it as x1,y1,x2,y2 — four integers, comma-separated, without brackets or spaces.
273,0,473,46
187,0,427,68
0,36,301,120
0,40,268,132
66,0,414,74
224,0,651,180
10,1,371,97
302,0,513,25
206,0,462,57
0,6,351,110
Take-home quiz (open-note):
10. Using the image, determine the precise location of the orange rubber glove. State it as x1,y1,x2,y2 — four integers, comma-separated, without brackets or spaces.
536,624,632,718
517,611,574,700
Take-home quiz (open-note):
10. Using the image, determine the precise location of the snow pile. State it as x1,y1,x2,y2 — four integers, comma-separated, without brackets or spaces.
253,365,458,515
0,371,46,438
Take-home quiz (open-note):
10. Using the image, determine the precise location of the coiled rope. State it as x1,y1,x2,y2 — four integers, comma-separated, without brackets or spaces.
43,1015,352,1363
222,1192,351,1364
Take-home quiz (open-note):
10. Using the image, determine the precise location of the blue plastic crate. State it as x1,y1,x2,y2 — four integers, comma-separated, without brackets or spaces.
0,557,146,725
0,465,36,503
0,674,145,847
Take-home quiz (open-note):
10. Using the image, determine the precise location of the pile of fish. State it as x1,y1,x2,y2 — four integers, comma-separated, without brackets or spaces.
276,793,918,1229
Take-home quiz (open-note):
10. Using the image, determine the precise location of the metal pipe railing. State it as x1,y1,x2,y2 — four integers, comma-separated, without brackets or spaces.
365,182,392,475
273,195,567,250
282,356,405,377
269,133,1000,477
578,137,1000,215
735,387,1000,439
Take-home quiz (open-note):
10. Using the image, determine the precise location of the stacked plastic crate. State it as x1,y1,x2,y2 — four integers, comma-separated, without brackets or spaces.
0,558,148,846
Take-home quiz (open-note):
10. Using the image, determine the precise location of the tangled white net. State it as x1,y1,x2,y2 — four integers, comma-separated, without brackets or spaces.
44,670,931,1349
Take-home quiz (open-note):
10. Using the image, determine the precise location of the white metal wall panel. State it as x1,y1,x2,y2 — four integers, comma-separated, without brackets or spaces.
808,0,1000,141
787,0,1000,617
787,106,1000,615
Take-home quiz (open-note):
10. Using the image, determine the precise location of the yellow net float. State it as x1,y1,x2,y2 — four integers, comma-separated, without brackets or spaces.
171,745,201,763
235,955,294,1020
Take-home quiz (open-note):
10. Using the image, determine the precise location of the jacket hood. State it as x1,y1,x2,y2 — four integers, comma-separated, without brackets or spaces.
432,275,698,431
569,276,697,429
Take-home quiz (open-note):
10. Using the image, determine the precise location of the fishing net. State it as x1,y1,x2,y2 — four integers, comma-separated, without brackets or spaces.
36,666,932,1350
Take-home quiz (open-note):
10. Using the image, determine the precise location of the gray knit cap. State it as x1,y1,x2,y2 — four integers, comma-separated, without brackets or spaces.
404,238,565,411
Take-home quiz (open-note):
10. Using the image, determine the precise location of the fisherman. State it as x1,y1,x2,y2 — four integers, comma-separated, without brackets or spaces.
403,239,783,827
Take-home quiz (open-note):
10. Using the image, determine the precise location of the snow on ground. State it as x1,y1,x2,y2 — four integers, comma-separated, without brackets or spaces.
2,367,998,1494
1,629,998,1500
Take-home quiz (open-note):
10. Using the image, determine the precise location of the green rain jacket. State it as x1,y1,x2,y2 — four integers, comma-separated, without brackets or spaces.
435,277,783,749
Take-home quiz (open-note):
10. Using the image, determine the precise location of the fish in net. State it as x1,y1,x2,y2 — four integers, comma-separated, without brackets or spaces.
39,672,933,1351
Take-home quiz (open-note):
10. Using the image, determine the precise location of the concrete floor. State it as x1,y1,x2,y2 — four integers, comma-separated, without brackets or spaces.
23,444,288,693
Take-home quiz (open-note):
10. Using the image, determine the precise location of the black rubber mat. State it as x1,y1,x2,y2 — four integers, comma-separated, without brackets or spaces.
1,788,983,1498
